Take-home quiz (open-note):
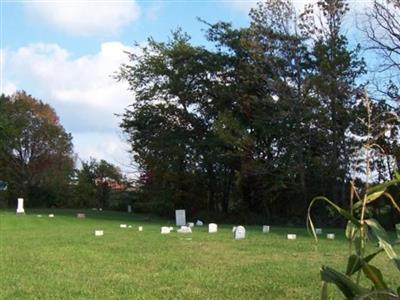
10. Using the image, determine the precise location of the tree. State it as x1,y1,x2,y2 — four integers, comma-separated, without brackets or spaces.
0,91,74,207
363,0,400,104
74,158,125,208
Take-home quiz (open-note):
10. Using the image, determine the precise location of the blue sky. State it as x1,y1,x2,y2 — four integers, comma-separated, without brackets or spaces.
1,0,372,175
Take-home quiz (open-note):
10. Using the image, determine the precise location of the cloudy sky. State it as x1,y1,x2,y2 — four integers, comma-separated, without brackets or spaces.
1,0,370,175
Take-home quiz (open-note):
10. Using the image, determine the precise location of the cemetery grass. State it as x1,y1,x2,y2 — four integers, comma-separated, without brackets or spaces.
0,210,398,300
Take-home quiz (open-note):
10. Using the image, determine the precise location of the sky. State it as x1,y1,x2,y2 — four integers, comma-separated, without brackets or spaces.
0,0,372,175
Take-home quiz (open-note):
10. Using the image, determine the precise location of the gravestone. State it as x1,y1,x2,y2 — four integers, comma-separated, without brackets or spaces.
120,224,127,228
161,226,171,234
262,225,270,233
48,214,54,218
175,209,186,226
177,226,192,234
16,198,25,214
234,226,246,240
187,222,194,228
128,225,132,228
287,234,296,240
138,226,143,231
327,233,335,240
95,230,103,236
315,228,322,234
77,213,86,219
127,205,132,213
196,220,203,226
208,223,218,233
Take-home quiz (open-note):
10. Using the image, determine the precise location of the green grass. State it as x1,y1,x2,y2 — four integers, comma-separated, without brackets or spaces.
0,209,398,299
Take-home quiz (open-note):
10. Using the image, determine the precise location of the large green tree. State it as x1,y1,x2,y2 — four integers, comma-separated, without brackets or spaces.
0,91,74,207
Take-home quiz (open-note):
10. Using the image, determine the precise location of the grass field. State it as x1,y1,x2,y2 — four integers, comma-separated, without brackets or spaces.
0,209,398,299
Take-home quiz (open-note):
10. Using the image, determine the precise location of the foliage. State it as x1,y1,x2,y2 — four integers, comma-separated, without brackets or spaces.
73,158,127,209
307,94,400,299
0,91,74,207
117,0,398,223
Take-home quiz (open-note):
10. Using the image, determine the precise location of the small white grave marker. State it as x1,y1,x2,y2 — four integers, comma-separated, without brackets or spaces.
316,228,322,234
128,225,132,228
37,215,42,218
161,227,171,234
77,213,86,219
95,230,104,236
196,220,204,226
187,222,194,228
127,205,132,213
169,226,174,231
234,226,246,240
138,226,143,231
99,208,103,211
287,234,297,240
262,225,270,233
327,233,335,240
177,226,192,234
208,223,218,233
175,209,186,226
16,198,25,214
48,214,54,218
120,224,127,228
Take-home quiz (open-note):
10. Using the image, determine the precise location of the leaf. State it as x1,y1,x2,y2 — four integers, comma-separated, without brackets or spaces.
308,196,361,242
321,266,368,298
345,221,358,240
346,251,382,276
365,219,400,271
366,179,398,195
362,263,388,290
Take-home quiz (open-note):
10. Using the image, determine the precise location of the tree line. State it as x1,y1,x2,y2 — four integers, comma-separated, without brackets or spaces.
0,92,132,209
117,0,399,225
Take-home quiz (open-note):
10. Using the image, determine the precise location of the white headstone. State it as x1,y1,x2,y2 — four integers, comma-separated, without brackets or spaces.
327,233,335,240
99,208,103,211
120,224,127,228
177,226,192,234
16,198,25,214
127,205,132,213
169,227,174,231
161,226,171,234
128,225,132,228
316,228,322,234
234,226,246,240
77,213,86,219
175,209,186,226
287,234,297,240
187,222,194,228
208,223,218,233
138,226,143,231
262,225,270,233
37,214,42,217
196,220,203,226
48,214,54,218
95,230,103,236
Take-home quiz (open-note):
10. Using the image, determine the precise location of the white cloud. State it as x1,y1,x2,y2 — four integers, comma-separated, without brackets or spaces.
24,0,140,36
4,42,139,171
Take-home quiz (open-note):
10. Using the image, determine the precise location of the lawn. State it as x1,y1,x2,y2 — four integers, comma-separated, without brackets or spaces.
0,209,398,299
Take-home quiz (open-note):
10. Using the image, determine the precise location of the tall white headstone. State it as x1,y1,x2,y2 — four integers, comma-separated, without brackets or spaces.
208,223,218,233
16,198,25,214
175,209,186,226
262,225,270,233
234,226,246,240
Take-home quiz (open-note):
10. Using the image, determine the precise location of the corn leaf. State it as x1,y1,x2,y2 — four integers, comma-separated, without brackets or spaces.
321,266,368,298
365,219,400,271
